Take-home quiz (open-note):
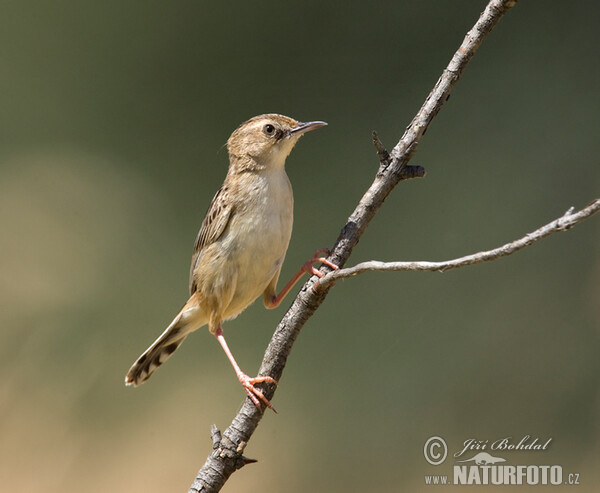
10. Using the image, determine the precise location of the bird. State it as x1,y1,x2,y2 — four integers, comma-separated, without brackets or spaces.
125,113,336,411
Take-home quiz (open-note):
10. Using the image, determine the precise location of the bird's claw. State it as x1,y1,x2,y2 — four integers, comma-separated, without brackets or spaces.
238,373,278,413
305,248,339,292
304,248,339,278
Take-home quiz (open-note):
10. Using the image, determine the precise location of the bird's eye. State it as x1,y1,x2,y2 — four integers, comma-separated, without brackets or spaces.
263,124,276,136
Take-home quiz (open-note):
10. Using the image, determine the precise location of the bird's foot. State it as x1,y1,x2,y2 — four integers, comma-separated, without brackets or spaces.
238,373,278,413
303,248,339,277
265,248,340,308
305,248,339,292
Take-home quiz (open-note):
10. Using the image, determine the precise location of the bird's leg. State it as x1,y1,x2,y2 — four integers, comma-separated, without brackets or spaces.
267,248,339,308
214,327,278,412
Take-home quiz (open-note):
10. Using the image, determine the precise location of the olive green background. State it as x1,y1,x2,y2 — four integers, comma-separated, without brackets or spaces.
1,1,598,491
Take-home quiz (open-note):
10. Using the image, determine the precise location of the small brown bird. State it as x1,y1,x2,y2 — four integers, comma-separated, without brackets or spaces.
125,114,335,411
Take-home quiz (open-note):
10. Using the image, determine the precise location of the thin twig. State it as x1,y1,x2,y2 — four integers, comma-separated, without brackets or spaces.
318,200,600,289
373,131,391,168
189,1,520,491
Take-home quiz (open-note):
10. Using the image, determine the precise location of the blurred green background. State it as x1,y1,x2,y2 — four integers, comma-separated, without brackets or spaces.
1,1,598,491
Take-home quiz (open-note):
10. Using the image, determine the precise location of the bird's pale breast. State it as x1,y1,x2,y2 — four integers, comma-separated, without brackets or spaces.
221,168,293,320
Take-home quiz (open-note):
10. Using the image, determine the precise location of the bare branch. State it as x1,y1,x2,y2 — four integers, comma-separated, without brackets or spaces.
318,199,600,289
189,1,522,491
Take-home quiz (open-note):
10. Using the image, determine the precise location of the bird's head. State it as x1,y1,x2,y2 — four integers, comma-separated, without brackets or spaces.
227,113,326,171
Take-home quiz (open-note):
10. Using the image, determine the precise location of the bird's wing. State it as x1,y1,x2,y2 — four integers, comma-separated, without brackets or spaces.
189,185,234,294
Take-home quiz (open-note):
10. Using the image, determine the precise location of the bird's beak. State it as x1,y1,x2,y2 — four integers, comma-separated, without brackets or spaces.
289,120,328,136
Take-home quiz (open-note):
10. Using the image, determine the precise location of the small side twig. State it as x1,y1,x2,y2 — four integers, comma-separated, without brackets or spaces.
210,425,222,450
318,199,600,289
373,131,392,169
374,131,426,179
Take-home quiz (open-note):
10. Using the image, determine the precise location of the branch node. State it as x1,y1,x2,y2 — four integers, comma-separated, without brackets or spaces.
372,131,392,169
210,425,222,449
399,165,426,181
238,455,258,467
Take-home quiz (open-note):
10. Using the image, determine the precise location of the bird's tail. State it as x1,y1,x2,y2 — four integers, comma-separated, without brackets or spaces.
125,303,204,387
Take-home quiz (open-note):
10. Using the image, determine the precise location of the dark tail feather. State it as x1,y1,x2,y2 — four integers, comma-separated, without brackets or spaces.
125,335,186,386
125,304,204,386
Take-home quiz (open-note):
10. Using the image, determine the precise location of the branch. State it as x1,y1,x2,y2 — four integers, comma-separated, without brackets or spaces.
318,199,600,289
189,1,520,491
